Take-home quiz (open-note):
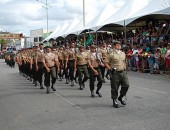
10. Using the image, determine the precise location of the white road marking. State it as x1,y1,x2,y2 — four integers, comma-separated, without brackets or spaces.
54,92,80,109
131,85,167,94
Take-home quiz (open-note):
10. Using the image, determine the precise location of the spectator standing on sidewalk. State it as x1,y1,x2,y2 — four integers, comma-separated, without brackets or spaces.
147,52,155,74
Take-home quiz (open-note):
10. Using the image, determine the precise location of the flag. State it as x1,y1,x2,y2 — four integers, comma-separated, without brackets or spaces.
85,33,93,46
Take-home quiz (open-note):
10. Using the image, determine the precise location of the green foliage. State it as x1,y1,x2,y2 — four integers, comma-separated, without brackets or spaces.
0,39,6,45
0,39,6,51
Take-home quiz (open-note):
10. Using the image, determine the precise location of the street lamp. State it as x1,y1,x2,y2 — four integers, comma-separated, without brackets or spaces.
36,0,53,38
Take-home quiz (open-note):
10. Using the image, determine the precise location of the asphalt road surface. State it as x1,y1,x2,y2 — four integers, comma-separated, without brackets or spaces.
0,59,170,130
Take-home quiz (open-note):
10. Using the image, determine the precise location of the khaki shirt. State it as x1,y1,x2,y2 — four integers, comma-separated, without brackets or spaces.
30,51,37,63
36,50,44,62
57,51,64,60
99,48,109,59
88,52,99,68
42,52,58,67
67,49,75,60
105,49,126,71
52,50,58,55
75,51,88,65
63,50,68,60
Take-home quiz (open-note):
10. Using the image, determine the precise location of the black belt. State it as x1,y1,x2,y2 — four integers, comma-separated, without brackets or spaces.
110,69,125,73
115,70,124,73
94,67,99,69
68,60,75,62
77,64,87,66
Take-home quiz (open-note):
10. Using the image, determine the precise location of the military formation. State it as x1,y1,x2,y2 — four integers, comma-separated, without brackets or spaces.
6,41,130,108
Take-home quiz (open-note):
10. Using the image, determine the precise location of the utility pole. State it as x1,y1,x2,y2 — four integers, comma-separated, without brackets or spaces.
36,0,53,38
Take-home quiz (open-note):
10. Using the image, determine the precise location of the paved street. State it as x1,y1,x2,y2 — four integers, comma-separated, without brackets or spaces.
0,59,170,130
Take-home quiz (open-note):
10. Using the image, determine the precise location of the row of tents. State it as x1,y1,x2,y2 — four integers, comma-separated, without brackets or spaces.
43,0,170,42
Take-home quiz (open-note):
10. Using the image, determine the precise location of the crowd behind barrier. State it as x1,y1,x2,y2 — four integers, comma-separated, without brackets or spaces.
81,20,170,75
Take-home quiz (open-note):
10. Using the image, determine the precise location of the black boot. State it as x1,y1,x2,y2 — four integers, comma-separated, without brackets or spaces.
96,87,102,97
51,84,56,91
118,95,126,105
34,81,37,87
40,83,44,89
113,99,119,108
29,78,32,82
46,87,50,94
91,91,95,98
65,79,69,84
79,85,83,90
71,81,74,87
96,91,102,97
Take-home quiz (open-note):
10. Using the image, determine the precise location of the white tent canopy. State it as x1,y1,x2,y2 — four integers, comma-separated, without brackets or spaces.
84,1,124,32
52,21,70,39
114,0,170,26
43,25,61,42
45,0,170,42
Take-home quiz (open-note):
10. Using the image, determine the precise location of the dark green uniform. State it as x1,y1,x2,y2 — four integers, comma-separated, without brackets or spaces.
105,45,130,108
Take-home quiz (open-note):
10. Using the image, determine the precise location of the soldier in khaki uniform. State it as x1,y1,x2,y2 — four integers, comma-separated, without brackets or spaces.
74,46,89,90
65,43,76,87
42,46,60,94
63,46,69,84
35,43,44,89
9,51,15,68
31,46,39,86
27,48,33,82
87,45,103,98
15,51,22,75
57,46,64,81
104,41,130,108
98,42,110,82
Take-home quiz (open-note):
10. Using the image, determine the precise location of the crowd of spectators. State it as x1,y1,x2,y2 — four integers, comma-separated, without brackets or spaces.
97,20,170,75
71,20,169,75
53,19,170,75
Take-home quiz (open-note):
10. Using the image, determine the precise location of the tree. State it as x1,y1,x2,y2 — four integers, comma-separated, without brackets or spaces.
0,39,6,51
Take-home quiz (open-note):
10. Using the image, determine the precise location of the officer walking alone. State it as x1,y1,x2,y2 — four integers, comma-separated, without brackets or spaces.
104,41,130,108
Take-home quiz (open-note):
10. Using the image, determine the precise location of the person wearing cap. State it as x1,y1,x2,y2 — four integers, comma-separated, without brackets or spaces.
31,46,39,86
42,46,60,94
35,43,44,89
65,43,76,87
104,41,130,108
87,45,103,98
74,45,89,90
63,46,69,84
98,42,110,83
56,46,64,81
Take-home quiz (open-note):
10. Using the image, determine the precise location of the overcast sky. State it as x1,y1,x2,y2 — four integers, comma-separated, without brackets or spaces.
0,0,126,36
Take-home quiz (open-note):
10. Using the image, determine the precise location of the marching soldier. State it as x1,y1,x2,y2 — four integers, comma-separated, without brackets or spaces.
98,42,111,83
35,43,44,89
74,45,89,90
65,43,76,87
27,48,33,82
9,51,15,68
31,46,39,86
63,46,69,84
57,46,65,81
87,45,102,98
42,46,60,94
104,41,130,108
